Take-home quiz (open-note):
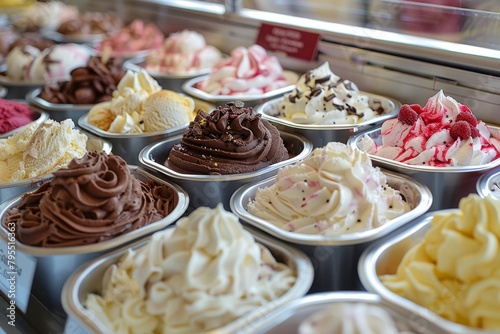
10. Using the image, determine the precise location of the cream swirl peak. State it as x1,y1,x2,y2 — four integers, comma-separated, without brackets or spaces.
360,90,500,166
166,101,288,175
278,62,390,125
3,151,176,247
247,142,411,234
84,204,296,333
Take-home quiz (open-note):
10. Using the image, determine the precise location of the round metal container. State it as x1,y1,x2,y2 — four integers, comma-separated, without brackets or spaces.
230,169,432,292
0,167,189,317
0,105,48,139
182,71,299,108
255,95,401,148
358,211,500,334
476,167,500,198
62,225,314,334
239,291,444,334
139,131,313,213
26,88,94,123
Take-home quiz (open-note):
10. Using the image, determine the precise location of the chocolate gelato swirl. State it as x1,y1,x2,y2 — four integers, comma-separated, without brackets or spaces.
166,101,289,175
39,56,125,104
57,12,123,36
3,151,176,247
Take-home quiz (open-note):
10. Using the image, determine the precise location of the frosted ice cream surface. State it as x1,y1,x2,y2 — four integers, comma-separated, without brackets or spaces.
2,151,177,247
247,142,410,234
196,44,288,96
87,69,194,133
381,194,500,330
166,101,289,175
0,119,87,182
278,62,390,125
84,204,296,334
359,90,500,166
298,303,415,334
0,99,36,134
145,30,222,75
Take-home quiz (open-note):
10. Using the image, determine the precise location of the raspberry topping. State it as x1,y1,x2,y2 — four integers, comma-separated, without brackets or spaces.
470,126,480,138
459,105,472,113
456,111,477,127
398,104,419,125
409,103,423,114
450,120,471,140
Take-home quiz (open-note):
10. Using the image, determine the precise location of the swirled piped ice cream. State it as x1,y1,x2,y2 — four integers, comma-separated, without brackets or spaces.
359,90,500,166
381,194,500,330
84,204,296,333
298,303,415,334
0,119,87,182
278,62,390,125
247,142,410,234
145,30,222,75
87,69,195,133
2,151,177,247
195,44,288,96
166,101,289,175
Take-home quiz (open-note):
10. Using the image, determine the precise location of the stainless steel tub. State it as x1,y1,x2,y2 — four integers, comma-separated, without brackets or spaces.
358,211,500,334
255,95,401,148
26,88,94,123
0,129,112,205
139,131,313,213
181,71,299,108
0,167,188,316
78,113,188,165
230,169,432,292
349,125,500,211
61,225,314,334
476,167,500,198
238,291,443,334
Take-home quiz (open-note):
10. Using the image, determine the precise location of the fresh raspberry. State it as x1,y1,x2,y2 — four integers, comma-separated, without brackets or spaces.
459,105,472,113
470,126,480,138
410,103,423,114
450,120,471,140
456,111,477,127
398,104,419,125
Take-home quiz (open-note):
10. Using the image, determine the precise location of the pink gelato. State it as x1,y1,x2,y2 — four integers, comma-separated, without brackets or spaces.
360,90,500,166
96,20,164,56
0,99,36,134
145,30,222,75
195,44,288,96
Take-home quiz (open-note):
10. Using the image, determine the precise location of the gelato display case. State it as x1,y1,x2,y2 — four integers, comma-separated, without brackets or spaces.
1,0,500,333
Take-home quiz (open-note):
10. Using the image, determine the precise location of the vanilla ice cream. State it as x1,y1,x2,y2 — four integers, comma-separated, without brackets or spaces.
247,142,411,234
278,62,391,125
88,69,194,134
299,303,415,334
0,119,87,182
381,194,500,330
142,90,194,132
85,204,296,333
5,45,40,81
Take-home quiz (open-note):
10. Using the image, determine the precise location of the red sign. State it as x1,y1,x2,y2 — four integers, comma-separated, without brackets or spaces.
256,23,320,62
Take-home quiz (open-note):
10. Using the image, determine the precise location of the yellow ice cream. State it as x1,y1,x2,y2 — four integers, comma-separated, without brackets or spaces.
381,194,500,330
0,119,87,182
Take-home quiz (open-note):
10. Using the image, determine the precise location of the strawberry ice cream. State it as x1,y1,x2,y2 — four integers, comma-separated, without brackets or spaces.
145,30,222,75
359,90,500,166
96,19,164,57
195,44,288,96
0,99,36,134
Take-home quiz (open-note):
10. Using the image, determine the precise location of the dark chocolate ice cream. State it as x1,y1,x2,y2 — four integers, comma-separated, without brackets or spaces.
166,101,289,175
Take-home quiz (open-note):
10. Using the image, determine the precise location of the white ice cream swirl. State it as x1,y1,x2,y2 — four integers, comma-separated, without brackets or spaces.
247,142,411,235
277,62,390,125
85,204,296,334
